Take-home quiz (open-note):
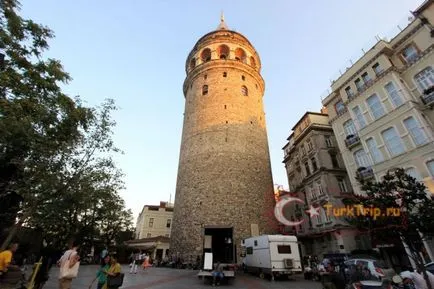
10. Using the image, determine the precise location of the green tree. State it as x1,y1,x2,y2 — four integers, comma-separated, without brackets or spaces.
0,0,133,250
348,168,434,289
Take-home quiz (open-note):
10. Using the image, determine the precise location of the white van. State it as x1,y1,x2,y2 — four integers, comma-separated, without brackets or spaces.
241,235,302,280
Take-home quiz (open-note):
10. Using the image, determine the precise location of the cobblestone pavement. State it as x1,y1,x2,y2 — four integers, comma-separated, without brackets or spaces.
39,265,323,289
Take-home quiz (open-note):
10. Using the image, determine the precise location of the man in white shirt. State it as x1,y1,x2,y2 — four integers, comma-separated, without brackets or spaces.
57,240,80,289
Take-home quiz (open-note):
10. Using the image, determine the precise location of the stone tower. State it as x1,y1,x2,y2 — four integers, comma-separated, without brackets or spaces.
171,15,276,263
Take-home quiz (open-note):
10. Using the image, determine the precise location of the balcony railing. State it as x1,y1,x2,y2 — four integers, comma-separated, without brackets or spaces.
345,134,360,149
421,86,434,106
356,167,375,180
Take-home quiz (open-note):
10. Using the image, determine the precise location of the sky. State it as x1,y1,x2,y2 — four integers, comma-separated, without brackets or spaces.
19,0,424,221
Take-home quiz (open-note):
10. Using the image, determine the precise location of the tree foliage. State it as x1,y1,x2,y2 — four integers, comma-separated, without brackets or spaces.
347,168,434,288
0,0,132,249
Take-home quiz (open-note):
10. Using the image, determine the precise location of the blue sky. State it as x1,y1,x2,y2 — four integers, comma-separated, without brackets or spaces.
20,0,424,220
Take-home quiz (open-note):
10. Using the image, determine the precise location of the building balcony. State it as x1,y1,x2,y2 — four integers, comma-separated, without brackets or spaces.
421,86,434,107
356,167,375,180
345,134,361,149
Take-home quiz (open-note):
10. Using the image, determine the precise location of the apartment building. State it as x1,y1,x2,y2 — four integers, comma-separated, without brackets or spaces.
135,201,173,239
321,0,434,266
282,111,365,258
322,1,434,196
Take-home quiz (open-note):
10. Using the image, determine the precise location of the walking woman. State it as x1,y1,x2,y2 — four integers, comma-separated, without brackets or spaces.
88,255,110,289
103,255,122,289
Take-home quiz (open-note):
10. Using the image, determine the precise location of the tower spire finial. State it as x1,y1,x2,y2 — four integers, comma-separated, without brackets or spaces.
217,11,228,30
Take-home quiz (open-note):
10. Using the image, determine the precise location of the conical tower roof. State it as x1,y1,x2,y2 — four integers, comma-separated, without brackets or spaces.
216,12,228,30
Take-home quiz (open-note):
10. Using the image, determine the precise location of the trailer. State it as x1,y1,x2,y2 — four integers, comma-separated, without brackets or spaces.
241,235,302,280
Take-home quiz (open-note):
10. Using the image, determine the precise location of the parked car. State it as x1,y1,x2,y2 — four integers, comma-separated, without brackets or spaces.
343,258,396,281
425,262,434,274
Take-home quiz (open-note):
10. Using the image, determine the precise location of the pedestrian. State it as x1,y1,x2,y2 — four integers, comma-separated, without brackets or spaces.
57,240,80,289
34,244,56,289
103,255,122,289
321,258,346,289
89,255,110,289
129,251,140,274
0,243,19,277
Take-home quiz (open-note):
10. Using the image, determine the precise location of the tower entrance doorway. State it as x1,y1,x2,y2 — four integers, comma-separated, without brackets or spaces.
203,227,234,264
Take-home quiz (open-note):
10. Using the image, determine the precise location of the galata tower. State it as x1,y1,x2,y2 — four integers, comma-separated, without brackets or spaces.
171,15,276,264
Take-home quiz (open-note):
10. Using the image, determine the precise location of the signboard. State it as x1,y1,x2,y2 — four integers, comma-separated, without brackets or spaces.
204,252,213,270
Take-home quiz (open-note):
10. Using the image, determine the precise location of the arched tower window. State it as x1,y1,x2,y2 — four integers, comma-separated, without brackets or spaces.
217,44,230,59
241,85,248,96
202,85,208,95
190,58,196,70
201,48,211,62
250,56,256,68
235,48,247,63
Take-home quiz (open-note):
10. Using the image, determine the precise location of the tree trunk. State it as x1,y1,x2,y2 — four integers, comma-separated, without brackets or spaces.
0,218,24,251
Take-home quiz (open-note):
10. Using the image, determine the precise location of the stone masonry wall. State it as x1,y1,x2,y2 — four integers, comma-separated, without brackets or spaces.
171,31,277,262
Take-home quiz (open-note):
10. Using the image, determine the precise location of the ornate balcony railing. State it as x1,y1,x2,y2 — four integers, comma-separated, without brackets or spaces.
345,134,361,149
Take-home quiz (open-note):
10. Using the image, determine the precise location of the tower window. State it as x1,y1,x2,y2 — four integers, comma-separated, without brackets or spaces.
204,74,207,80
202,85,208,96
201,48,212,62
223,72,227,77
241,85,248,96
235,48,247,63
190,58,196,70
241,75,245,81
226,121,228,124
224,105,227,109
250,56,256,68
217,44,230,60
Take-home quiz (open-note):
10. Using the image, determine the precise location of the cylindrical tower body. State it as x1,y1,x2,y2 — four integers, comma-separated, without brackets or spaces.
171,19,276,263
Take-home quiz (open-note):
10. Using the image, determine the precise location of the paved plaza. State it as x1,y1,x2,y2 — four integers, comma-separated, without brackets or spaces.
40,265,323,289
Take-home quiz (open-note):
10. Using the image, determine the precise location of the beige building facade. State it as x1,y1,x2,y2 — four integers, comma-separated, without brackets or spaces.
322,0,434,196
135,202,173,240
282,112,366,258
321,0,434,266
171,16,276,263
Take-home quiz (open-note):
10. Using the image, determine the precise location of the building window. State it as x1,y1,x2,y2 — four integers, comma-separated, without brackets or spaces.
223,72,227,77
403,117,428,146
201,48,212,62
372,63,382,75
310,186,316,199
149,218,154,228
307,140,313,151
401,44,418,63
352,106,366,128
345,86,354,98
317,182,324,196
405,167,422,181
304,162,311,176
311,158,318,171
202,85,208,95
217,44,229,59
426,160,434,176
354,149,371,168
235,48,247,63
361,72,371,84
147,233,151,238
343,119,357,136
382,127,405,157
337,177,348,193
384,81,403,108
330,153,339,168
355,78,364,92
241,75,245,81
316,210,322,224
166,219,172,228
325,136,333,147
366,138,384,164
335,100,346,115
414,66,434,91
366,93,385,120
241,85,248,96
323,208,332,222
301,146,306,156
